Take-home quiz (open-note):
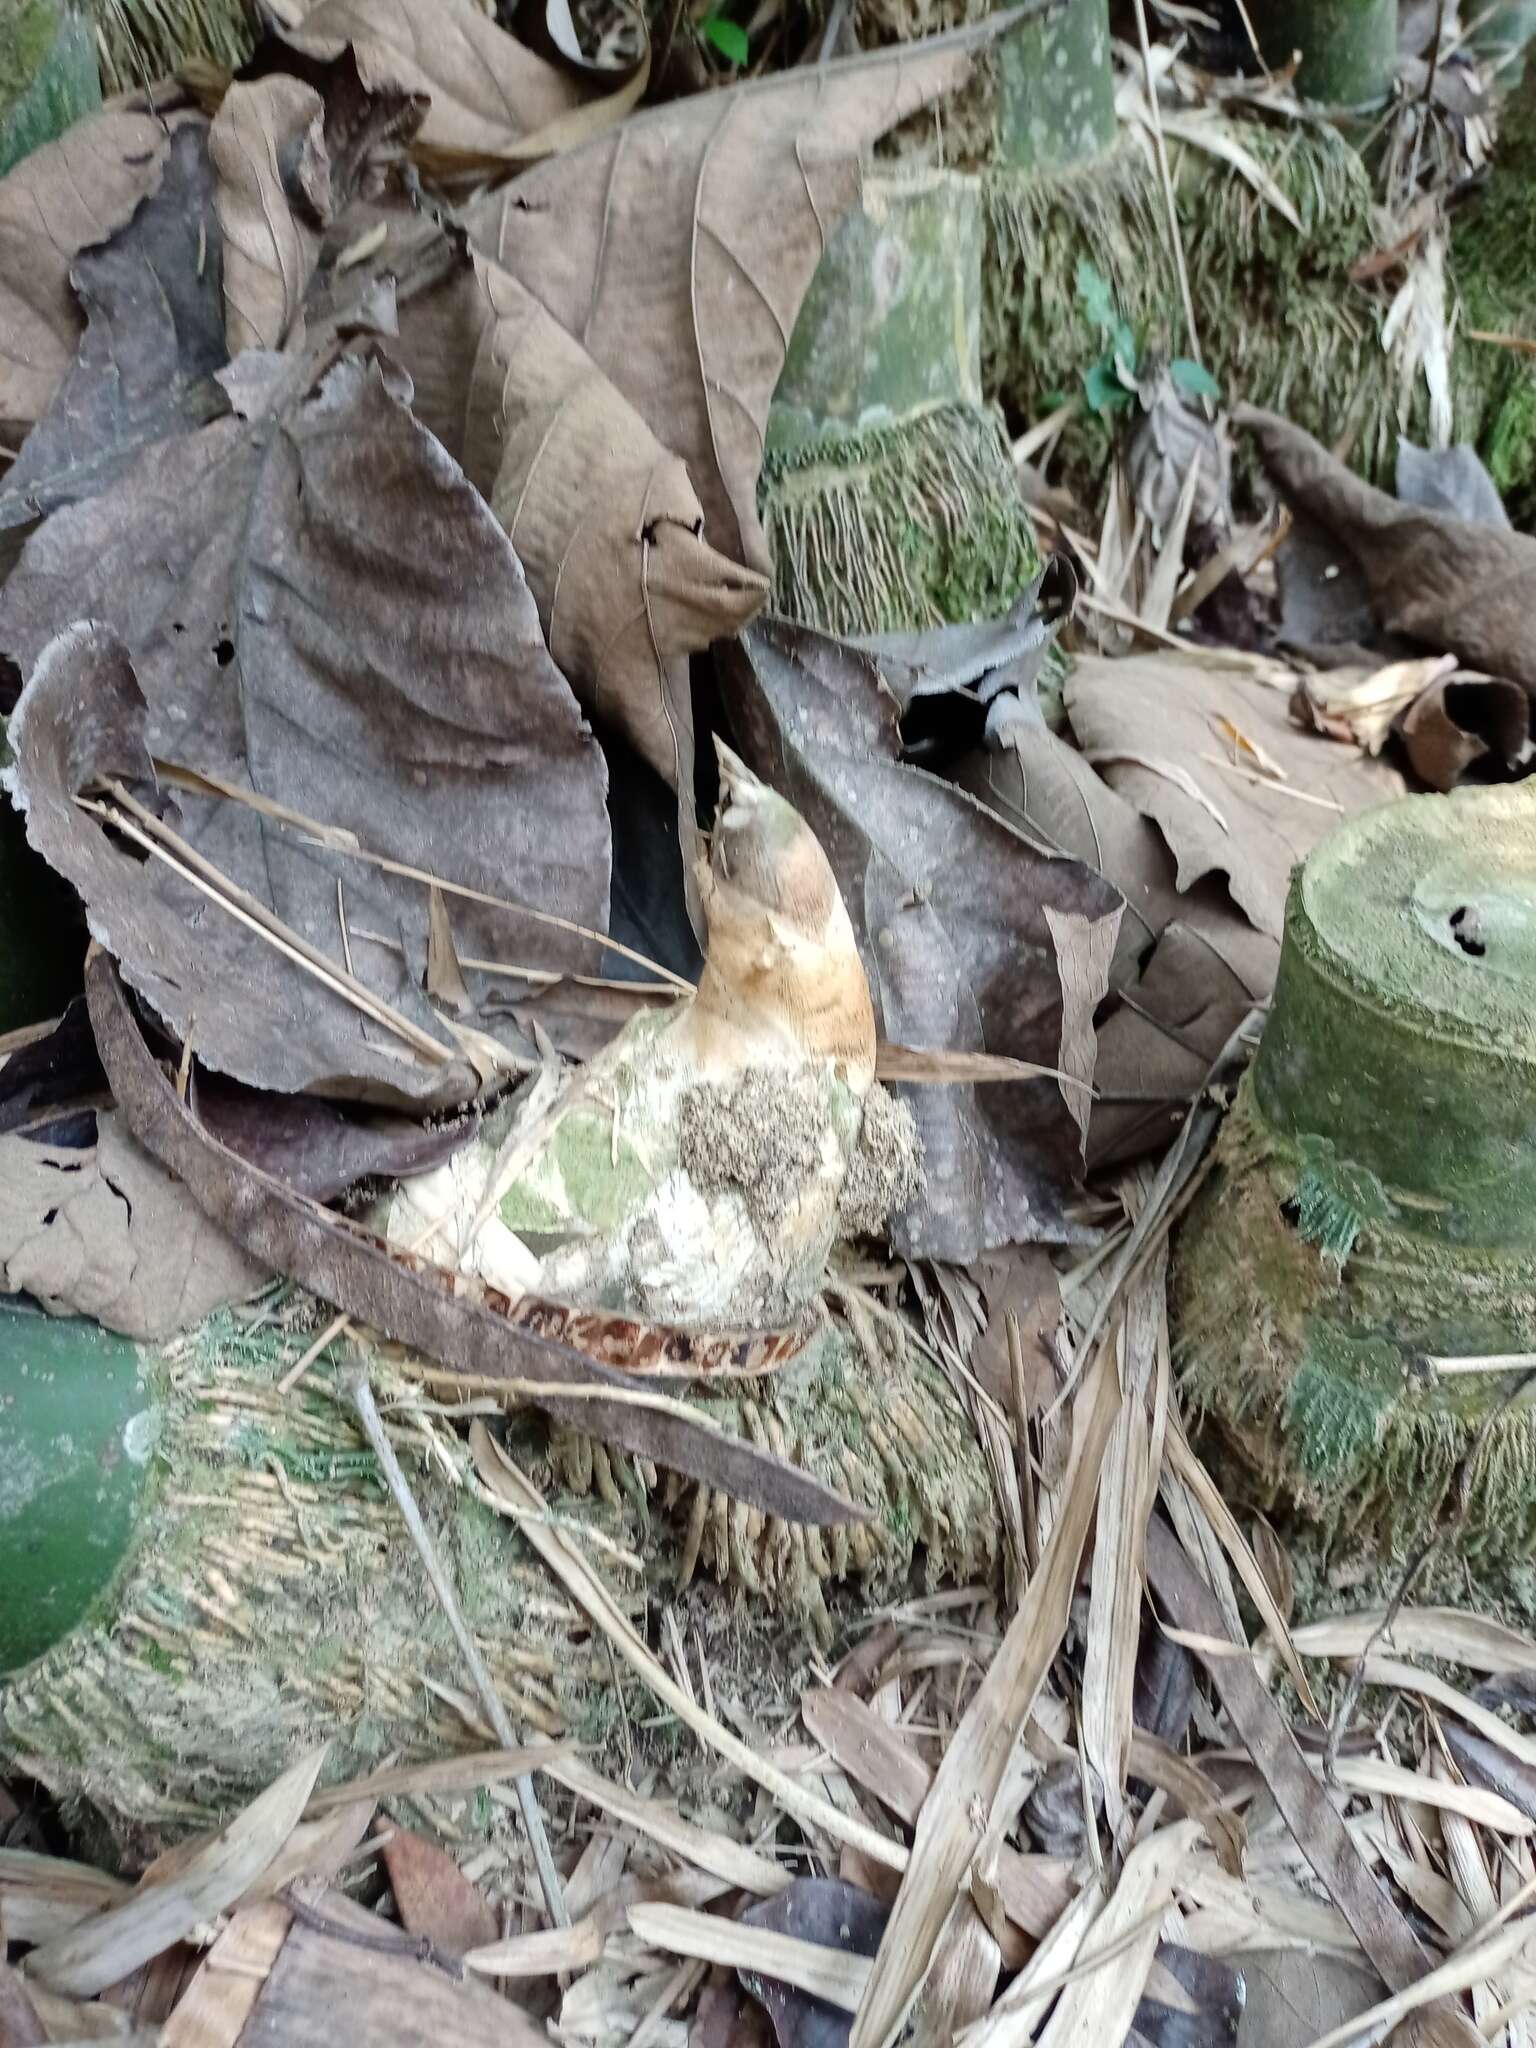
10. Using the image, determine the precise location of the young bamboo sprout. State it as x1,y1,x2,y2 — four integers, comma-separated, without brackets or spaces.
390,743,920,1328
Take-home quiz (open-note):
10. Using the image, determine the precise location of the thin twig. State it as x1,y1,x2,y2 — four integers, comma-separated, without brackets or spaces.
347,1372,568,1928
1131,0,1202,365
80,787,454,1066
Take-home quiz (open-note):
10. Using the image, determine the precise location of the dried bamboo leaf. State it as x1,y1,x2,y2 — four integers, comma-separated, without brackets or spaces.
1083,1249,1167,1829
958,1882,1105,2048
850,1337,1122,2048
24,1748,326,1998
1164,1419,1319,1719
1355,1657,1536,1773
1304,1910,1536,2048
629,1903,871,2012
305,1742,575,1813
1144,1518,1429,1994
1126,1732,1245,1877
1287,1610,1536,1676
545,1757,790,1897
208,78,329,355
1330,1758,1533,1837
1035,1822,1203,2048
468,24,993,578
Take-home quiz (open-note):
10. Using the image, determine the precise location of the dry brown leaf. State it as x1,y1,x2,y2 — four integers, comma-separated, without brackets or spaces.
468,25,982,578
209,78,330,355
850,1336,1121,2048
0,1113,265,1339
1034,1821,1202,2048
476,254,767,786
381,1830,498,1955
1063,653,1405,941
0,113,175,435
291,0,589,160
24,1748,326,1998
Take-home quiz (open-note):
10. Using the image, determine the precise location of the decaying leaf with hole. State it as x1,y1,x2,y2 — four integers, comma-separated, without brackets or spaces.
467,25,984,579
722,619,1122,1262
0,351,610,1108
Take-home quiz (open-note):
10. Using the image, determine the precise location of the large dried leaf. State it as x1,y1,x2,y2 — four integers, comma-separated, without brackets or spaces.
0,112,174,435
290,0,589,158
0,123,227,533
468,27,984,577
0,353,610,1107
1241,405,1536,692
381,1830,498,1955
1062,652,1404,941
0,1113,265,1338
723,619,1122,1261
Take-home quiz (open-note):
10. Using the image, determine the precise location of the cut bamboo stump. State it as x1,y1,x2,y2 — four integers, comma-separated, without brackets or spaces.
994,0,1115,174
0,0,99,179
759,167,1037,635
1258,0,1397,109
1172,785,1536,1571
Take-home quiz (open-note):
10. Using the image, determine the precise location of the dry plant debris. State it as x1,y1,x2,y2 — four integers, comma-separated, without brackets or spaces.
2,3,1536,2046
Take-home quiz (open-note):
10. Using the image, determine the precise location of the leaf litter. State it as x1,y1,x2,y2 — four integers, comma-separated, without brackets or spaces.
1,4,1535,2048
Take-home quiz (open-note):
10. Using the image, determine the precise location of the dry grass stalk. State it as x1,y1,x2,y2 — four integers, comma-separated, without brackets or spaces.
347,1376,567,1928
1082,1237,1168,1832
467,1424,907,1872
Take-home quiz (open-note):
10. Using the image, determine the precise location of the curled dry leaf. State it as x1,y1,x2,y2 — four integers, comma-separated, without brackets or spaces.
0,352,610,1108
1240,404,1536,693
477,253,768,786
467,24,983,579
209,77,332,355
0,122,228,533
0,1113,265,1339
723,619,1122,1261
1290,654,1457,756
0,111,173,435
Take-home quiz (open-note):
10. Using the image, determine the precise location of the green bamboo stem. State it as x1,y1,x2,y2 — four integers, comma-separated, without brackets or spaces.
994,0,1115,173
1258,0,1398,108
